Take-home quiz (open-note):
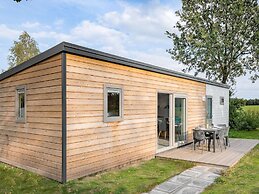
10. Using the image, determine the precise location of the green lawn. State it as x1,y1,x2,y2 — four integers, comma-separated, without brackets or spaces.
203,144,259,194
0,158,194,194
229,129,259,139
243,105,259,112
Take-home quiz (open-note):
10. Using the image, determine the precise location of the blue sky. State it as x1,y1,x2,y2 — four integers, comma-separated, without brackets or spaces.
0,0,258,98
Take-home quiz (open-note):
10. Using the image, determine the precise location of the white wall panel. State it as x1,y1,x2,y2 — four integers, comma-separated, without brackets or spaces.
206,84,229,126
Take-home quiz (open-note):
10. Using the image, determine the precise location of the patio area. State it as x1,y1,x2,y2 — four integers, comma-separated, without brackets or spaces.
156,138,259,167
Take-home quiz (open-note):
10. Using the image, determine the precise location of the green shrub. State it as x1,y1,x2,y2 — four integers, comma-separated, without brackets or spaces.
232,110,259,131
229,98,245,129
230,98,259,131
242,111,259,130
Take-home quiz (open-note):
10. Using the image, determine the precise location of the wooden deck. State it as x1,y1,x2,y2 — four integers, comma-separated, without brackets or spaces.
156,138,258,167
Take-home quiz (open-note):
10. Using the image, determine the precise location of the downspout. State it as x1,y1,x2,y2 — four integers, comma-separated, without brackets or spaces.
61,52,67,183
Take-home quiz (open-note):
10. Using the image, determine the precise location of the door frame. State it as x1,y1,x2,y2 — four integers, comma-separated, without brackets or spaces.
173,94,188,147
205,95,213,127
156,91,188,153
156,91,173,153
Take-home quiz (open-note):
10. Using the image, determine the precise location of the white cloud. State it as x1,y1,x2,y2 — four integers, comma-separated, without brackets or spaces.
129,49,183,72
70,20,127,50
235,76,259,98
21,21,41,29
31,31,71,42
56,0,107,7
54,19,64,28
0,24,21,39
101,2,178,44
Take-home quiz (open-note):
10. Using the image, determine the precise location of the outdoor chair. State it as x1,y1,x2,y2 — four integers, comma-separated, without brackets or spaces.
197,125,211,146
223,127,230,147
193,128,206,153
216,124,230,147
216,128,226,152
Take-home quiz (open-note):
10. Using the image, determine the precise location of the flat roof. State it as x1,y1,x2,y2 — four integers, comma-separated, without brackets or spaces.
0,42,229,89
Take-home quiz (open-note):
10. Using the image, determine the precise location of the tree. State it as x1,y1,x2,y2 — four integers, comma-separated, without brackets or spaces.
8,31,40,69
166,0,259,85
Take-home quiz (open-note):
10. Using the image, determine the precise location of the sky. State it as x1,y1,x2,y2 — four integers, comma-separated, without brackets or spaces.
0,0,258,99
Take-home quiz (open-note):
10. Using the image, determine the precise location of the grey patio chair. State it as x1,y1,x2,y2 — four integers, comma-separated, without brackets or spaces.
216,124,230,147
224,126,230,147
216,128,226,152
193,128,206,153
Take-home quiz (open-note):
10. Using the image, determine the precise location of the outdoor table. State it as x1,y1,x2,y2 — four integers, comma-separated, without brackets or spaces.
198,127,221,153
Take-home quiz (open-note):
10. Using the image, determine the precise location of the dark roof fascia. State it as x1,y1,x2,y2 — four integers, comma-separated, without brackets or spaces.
63,42,229,89
0,41,229,89
0,42,65,82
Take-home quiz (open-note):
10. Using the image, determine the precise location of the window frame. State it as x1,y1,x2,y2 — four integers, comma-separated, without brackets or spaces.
220,96,224,105
15,85,26,123
206,96,213,120
104,84,124,122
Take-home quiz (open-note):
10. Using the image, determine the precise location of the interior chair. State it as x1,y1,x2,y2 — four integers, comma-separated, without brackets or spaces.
158,119,167,139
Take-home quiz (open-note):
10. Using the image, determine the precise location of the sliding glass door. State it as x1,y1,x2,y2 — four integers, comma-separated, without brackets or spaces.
174,97,187,146
157,93,187,151
157,93,171,150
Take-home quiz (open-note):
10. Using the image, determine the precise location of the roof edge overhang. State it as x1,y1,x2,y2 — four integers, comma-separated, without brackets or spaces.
0,41,229,89
0,42,65,82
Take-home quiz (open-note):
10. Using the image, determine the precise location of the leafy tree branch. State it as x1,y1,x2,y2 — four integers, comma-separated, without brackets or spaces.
167,0,259,85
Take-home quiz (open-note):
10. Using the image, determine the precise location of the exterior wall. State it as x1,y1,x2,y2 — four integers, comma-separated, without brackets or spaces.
66,53,206,180
0,55,62,181
206,84,229,126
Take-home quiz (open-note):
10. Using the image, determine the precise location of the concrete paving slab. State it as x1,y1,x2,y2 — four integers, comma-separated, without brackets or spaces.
168,175,191,184
180,169,203,177
149,189,169,194
155,181,181,193
187,178,212,188
148,165,224,194
198,172,220,182
173,186,203,194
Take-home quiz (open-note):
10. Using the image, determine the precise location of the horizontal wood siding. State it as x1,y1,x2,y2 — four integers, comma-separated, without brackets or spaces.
0,55,62,181
66,54,206,180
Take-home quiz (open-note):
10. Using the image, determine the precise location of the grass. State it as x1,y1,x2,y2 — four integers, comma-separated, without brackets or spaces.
229,129,259,139
203,144,259,194
0,158,194,194
243,105,259,112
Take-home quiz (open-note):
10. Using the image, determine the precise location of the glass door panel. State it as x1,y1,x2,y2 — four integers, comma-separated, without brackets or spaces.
157,93,170,150
174,98,186,145
206,97,213,127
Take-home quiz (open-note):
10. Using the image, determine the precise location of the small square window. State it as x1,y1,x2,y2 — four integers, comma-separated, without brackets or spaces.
16,86,26,122
104,85,123,122
220,96,224,105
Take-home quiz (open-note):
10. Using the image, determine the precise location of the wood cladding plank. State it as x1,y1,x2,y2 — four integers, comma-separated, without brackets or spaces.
0,157,61,182
0,54,62,182
66,53,206,180
68,151,154,181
